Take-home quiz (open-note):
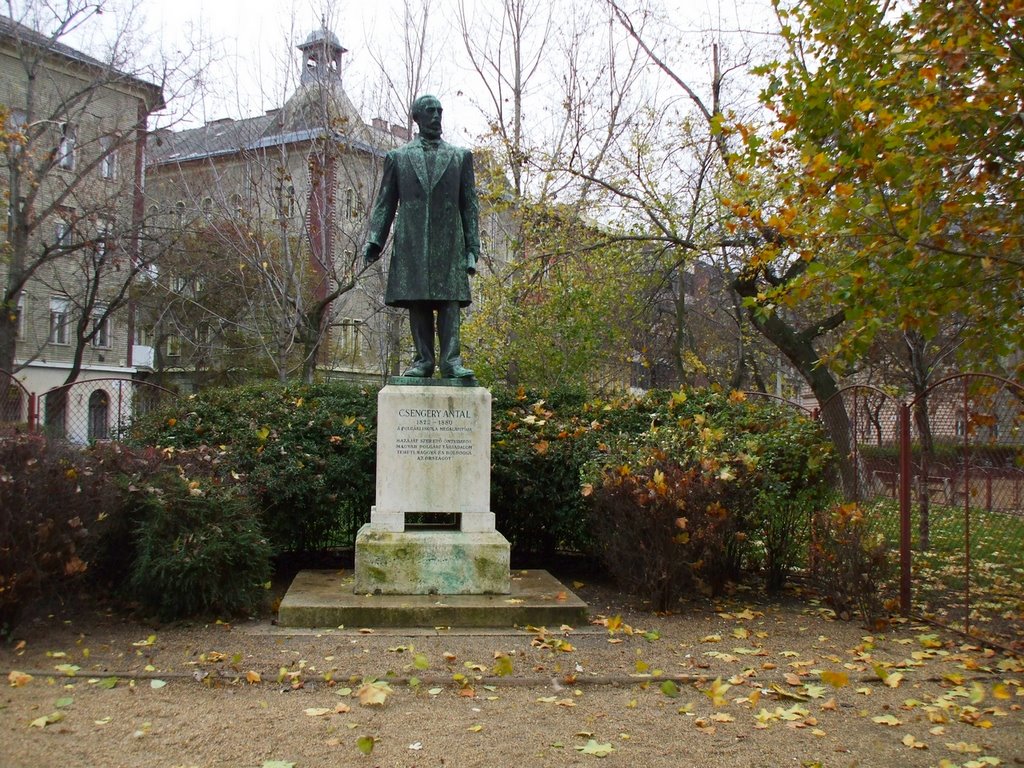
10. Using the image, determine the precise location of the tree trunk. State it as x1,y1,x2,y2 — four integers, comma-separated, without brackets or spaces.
734,277,856,496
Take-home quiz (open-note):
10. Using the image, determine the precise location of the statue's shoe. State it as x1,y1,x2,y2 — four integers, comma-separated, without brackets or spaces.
402,364,434,377
441,365,475,379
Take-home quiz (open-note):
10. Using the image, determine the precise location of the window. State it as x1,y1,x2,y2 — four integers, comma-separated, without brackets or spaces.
340,318,363,356
55,216,73,249
166,334,181,358
133,311,153,346
175,201,186,228
171,275,189,294
91,306,111,348
95,216,112,258
49,296,70,345
7,110,26,156
201,196,213,217
195,322,210,345
87,390,109,441
14,294,26,339
99,135,118,180
57,123,76,170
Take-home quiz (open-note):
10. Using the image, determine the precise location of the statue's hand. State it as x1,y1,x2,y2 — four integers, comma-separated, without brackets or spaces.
363,242,382,264
466,251,478,276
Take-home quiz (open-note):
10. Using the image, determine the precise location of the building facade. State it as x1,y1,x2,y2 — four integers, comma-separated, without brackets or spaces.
0,14,164,438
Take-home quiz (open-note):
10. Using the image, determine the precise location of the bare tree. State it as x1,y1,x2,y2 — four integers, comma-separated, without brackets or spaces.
0,0,202,385
142,12,390,385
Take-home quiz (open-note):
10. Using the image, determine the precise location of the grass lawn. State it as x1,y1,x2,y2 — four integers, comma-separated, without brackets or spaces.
868,498,1024,648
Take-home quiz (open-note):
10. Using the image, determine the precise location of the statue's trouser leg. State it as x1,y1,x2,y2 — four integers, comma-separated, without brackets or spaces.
437,301,463,374
407,303,436,375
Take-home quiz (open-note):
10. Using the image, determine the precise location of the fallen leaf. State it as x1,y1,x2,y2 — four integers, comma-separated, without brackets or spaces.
576,739,614,757
305,708,332,717
872,714,902,726
355,736,375,755
946,741,982,754
246,670,262,684
150,679,167,689
8,671,32,687
820,670,849,688
29,711,64,728
703,677,731,707
467,724,483,732
902,734,927,749
356,680,392,707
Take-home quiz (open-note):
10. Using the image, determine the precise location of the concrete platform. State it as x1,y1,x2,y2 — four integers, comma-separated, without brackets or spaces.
277,569,588,628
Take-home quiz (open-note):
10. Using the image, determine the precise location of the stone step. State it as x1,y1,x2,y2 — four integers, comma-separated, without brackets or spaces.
277,569,588,628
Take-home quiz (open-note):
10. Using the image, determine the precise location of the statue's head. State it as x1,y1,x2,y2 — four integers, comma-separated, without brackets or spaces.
411,94,443,140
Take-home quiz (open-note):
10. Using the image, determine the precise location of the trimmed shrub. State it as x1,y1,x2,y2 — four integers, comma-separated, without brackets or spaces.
490,390,599,559
127,472,271,620
588,455,731,609
130,382,377,554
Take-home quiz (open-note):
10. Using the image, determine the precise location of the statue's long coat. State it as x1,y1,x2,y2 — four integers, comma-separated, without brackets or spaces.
365,137,480,308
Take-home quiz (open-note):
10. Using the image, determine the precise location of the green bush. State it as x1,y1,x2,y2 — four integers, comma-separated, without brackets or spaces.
489,390,600,559
130,382,377,554
128,472,271,620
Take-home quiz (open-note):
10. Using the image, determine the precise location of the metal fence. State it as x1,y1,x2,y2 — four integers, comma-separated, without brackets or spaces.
821,375,1024,649
1,370,178,444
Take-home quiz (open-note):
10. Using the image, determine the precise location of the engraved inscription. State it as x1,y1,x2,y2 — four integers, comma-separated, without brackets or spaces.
394,407,476,462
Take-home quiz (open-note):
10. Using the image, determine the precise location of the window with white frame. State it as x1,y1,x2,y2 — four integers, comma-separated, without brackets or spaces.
171,274,189,294
57,123,76,170
99,135,118,180
95,216,112,258
133,310,153,345
7,110,26,156
91,306,111,348
15,294,26,338
49,296,70,344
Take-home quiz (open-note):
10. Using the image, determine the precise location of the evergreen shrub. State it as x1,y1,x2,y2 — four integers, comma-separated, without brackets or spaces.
127,470,271,620
130,382,377,554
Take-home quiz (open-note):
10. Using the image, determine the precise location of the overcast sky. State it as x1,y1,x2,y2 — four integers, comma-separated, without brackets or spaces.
15,0,777,139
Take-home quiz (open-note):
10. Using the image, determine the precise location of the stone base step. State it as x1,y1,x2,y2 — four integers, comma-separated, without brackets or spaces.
277,569,588,628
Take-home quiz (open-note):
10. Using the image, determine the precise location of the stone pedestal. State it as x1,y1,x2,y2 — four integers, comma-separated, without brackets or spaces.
354,383,510,595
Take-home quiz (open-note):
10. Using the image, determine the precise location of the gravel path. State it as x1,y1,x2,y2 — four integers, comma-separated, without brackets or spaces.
2,579,1021,768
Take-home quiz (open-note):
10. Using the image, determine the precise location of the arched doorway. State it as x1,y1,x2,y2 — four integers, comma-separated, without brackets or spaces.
88,389,109,441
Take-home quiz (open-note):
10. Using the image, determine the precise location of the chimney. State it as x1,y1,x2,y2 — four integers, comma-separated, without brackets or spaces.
390,123,411,140
372,117,387,131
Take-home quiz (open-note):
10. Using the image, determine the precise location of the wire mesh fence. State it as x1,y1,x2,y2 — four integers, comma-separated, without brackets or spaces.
824,375,1024,649
38,377,178,444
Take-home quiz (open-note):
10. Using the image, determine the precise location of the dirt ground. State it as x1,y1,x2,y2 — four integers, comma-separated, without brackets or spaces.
1,575,1022,768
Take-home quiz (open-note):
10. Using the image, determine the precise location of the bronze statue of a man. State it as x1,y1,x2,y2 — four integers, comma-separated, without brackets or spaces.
363,94,480,379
